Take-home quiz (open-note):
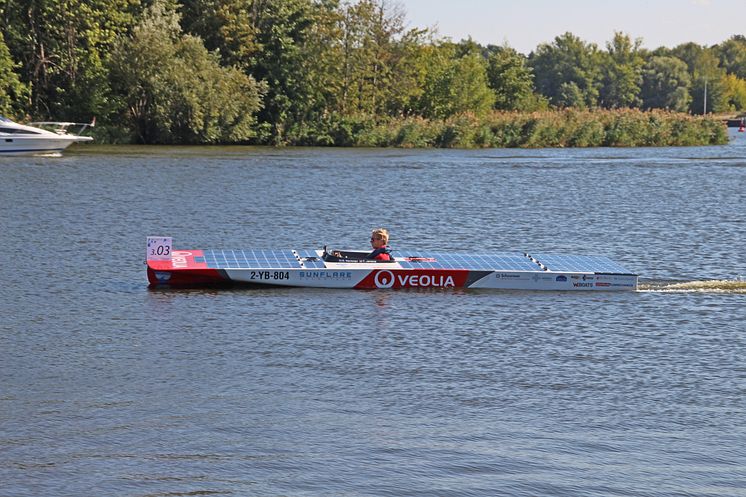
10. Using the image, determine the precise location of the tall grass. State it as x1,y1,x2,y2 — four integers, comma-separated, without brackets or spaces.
300,109,727,148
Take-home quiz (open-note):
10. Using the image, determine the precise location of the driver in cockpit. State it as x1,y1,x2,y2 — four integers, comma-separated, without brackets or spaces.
367,228,393,261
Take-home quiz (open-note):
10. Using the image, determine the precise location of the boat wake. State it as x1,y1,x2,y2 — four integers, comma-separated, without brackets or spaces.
639,278,746,294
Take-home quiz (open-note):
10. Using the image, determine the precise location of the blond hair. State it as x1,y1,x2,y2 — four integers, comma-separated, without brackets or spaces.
371,228,389,243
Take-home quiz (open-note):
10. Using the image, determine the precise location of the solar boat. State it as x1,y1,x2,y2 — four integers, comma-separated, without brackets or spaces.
146,238,638,291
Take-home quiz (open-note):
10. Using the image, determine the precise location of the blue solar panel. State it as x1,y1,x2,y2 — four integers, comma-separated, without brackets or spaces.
529,253,634,274
198,249,302,269
295,250,326,269
191,248,634,275
397,251,542,271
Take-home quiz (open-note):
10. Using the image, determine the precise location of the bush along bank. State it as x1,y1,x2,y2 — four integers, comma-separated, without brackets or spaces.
290,109,728,148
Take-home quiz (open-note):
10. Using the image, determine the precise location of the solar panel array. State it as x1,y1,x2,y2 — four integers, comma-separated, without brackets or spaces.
191,249,635,275
196,249,302,269
529,253,634,274
396,251,542,271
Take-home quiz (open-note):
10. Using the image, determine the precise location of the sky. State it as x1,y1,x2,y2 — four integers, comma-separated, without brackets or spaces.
397,0,746,54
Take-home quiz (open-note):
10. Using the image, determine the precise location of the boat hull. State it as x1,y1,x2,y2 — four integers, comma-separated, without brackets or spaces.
0,136,92,155
147,249,638,291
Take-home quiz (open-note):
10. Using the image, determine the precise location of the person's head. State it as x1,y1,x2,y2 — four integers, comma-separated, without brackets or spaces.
370,228,389,249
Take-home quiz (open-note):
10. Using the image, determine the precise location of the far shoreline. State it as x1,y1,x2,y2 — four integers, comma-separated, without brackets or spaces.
88,109,730,149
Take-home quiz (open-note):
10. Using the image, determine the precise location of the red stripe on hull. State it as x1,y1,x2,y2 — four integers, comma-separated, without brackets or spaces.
147,266,228,287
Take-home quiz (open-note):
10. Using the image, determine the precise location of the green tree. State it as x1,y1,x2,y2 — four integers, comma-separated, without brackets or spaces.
666,42,729,114
382,27,432,116
716,35,746,79
685,46,727,114
640,56,691,111
722,73,746,111
181,0,346,143
529,32,601,108
243,0,326,143
670,42,706,74
179,0,430,142
418,42,494,118
108,0,264,143
179,0,259,67
599,32,643,108
0,31,29,117
0,0,140,120
558,81,586,108
485,45,537,110
295,1,345,121
336,0,414,117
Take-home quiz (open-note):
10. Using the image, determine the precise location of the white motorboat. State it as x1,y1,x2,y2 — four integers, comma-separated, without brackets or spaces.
0,116,94,155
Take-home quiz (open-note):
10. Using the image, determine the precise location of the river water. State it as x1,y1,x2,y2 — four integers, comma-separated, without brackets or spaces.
1,135,745,496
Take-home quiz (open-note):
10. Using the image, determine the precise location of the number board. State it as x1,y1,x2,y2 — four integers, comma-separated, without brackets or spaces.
147,237,172,261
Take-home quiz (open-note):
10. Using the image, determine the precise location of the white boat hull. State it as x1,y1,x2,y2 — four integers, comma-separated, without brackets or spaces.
147,247,638,291
0,116,94,155
0,136,92,155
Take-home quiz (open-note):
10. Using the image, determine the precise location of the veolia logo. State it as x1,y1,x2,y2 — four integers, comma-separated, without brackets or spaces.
374,270,395,288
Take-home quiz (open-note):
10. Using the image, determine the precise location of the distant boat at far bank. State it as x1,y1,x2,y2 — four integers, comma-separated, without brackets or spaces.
0,116,94,156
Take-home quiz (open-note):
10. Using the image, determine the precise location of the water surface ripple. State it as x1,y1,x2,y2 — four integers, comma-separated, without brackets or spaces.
1,141,745,496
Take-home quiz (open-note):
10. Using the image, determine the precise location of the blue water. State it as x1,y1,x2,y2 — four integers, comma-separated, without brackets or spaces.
1,138,745,496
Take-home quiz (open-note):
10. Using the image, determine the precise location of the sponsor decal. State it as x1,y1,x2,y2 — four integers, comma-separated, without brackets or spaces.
300,271,352,279
497,273,521,279
171,251,193,269
555,275,567,282
596,274,636,282
572,282,593,288
155,271,172,282
400,274,455,287
531,274,553,282
367,270,460,289
595,282,611,287
582,274,594,281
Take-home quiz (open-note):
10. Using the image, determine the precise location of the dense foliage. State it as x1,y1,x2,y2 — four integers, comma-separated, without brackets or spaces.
107,1,264,144
291,109,726,148
0,0,740,146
